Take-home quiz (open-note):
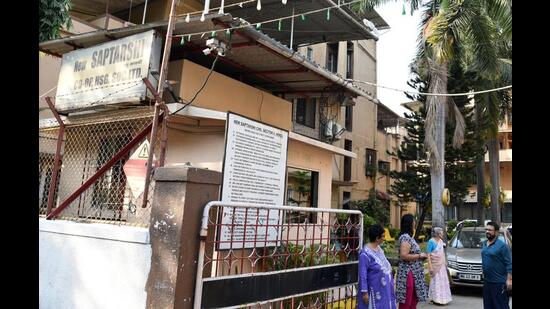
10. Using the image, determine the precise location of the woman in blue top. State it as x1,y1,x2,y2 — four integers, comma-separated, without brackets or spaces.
358,224,397,309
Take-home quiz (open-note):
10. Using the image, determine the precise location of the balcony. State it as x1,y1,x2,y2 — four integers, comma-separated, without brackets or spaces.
464,190,512,203
485,149,512,162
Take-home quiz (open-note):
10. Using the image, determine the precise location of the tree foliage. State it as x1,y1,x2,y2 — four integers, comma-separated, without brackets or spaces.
40,0,72,42
390,66,485,216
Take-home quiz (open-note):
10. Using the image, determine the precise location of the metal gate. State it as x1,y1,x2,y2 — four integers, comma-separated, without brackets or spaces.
194,201,364,308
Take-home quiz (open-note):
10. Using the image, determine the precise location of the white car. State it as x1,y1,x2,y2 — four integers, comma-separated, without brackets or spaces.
446,225,512,287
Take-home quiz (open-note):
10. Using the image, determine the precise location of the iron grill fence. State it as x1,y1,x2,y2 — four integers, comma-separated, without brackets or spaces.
38,107,160,227
195,202,364,309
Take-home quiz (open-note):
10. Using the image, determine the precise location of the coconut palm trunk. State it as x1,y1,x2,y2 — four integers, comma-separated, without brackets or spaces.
475,103,486,224
476,156,486,222
487,137,501,224
425,62,449,232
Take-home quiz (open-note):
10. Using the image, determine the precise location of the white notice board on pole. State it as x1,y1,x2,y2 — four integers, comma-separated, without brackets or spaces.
219,113,289,250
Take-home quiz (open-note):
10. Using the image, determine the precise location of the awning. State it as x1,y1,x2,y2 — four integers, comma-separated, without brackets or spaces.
194,0,389,45
39,14,377,101
332,180,358,187
70,0,147,21
378,104,406,128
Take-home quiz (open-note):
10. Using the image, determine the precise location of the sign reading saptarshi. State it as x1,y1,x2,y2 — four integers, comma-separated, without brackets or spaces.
54,30,162,112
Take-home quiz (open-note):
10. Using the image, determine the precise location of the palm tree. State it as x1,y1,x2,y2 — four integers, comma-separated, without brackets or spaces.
466,3,512,225
352,0,511,230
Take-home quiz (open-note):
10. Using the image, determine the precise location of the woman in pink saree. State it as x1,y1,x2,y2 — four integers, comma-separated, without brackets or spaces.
427,227,452,305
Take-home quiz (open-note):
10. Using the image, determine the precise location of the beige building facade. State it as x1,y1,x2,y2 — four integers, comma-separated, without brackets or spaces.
41,0,399,224
297,38,409,228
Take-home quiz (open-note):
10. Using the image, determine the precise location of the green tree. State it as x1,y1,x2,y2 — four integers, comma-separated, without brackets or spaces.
352,0,511,229
39,0,72,42
350,189,390,227
390,65,485,238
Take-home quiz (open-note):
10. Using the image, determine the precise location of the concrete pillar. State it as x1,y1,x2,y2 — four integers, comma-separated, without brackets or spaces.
145,167,221,309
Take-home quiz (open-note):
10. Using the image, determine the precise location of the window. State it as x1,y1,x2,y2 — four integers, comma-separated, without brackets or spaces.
343,191,351,210
345,106,353,131
457,203,475,221
326,43,339,73
287,188,296,205
378,160,390,176
307,47,313,61
445,205,457,221
365,149,377,176
344,140,352,181
451,230,485,249
286,167,319,223
346,41,354,78
295,98,316,128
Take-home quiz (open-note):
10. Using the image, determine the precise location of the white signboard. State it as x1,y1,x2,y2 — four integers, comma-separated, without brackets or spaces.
55,30,162,112
219,113,289,249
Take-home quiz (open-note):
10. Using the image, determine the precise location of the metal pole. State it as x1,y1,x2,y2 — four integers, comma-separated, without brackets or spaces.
141,0,179,208
157,0,179,99
142,0,149,24
104,0,110,29
290,5,295,49
158,108,169,166
193,227,208,309
141,106,162,209
44,97,65,216
142,78,169,167
128,0,133,23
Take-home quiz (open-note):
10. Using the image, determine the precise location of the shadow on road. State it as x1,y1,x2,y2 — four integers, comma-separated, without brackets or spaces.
418,285,512,309
451,285,483,296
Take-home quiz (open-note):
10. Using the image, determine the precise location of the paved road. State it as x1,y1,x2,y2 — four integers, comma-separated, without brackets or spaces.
418,286,512,309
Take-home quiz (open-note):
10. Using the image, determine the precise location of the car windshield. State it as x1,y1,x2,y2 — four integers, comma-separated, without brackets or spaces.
451,229,506,249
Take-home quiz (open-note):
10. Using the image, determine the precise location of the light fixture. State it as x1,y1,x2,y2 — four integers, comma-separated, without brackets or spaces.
362,18,379,36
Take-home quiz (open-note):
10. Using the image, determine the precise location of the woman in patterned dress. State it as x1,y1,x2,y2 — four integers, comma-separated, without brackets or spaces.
427,227,452,305
395,214,429,309
358,224,397,309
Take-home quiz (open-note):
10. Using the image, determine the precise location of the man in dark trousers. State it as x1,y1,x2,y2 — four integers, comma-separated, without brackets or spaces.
481,221,512,309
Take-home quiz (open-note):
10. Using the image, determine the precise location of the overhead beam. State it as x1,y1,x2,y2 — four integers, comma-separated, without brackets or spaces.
242,68,308,75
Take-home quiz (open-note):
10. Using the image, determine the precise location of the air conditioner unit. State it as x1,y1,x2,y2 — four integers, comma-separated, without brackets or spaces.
341,96,355,107
332,122,344,140
324,120,334,138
